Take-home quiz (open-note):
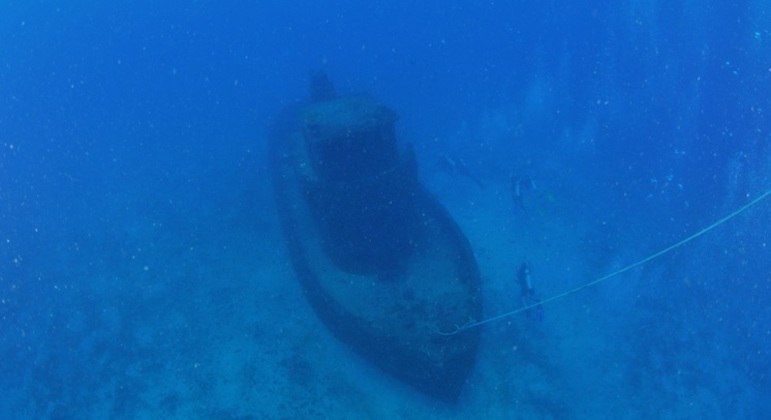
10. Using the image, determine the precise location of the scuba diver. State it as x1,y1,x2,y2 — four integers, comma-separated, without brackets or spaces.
517,261,544,322
510,174,537,213
437,154,486,189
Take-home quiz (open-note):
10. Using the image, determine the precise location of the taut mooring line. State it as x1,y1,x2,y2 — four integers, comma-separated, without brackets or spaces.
438,188,771,336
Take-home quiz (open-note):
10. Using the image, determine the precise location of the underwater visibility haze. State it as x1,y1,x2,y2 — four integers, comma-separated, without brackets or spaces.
1,1,770,418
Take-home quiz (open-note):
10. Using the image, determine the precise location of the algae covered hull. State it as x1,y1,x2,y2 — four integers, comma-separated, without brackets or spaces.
269,90,482,402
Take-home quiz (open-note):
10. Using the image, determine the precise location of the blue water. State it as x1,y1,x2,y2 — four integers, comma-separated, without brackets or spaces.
1,1,769,418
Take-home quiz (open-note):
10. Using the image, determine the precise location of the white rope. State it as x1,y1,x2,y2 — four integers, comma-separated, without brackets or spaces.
438,188,771,336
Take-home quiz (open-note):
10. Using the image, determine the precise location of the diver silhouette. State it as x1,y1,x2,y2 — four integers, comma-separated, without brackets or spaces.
517,261,544,322
436,154,485,189
510,174,536,214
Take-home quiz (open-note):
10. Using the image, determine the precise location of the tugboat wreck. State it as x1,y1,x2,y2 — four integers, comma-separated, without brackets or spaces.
269,72,482,402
